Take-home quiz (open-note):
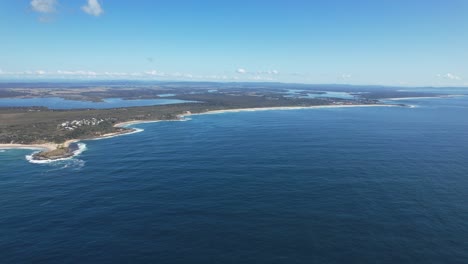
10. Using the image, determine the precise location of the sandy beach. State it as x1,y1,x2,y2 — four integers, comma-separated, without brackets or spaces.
114,120,163,128
0,143,57,151
1,103,399,160
113,104,399,127
187,104,396,116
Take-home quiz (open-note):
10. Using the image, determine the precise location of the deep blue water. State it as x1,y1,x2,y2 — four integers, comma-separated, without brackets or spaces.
0,97,192,109
1,95,468,263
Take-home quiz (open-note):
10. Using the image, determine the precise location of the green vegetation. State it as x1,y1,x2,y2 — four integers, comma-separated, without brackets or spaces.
33,146,73,160
0,83,440,147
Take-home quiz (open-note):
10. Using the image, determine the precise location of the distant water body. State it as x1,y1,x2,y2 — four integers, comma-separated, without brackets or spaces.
0,97,193,109
1,93,468,263
286,89,356,99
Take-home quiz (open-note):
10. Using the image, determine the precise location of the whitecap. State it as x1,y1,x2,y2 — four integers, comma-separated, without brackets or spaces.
26,143,87,164
73,143,87,156
124,127,144,135
177,117,192,121
45,159,86,171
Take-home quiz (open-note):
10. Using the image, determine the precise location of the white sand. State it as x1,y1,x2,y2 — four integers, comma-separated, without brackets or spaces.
113,104,397,127
0,143,56,151
1,104,398,157
114,120,163,128
187,104,396,116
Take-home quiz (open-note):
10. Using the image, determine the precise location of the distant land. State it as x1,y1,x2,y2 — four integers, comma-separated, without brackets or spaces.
0,82,447,161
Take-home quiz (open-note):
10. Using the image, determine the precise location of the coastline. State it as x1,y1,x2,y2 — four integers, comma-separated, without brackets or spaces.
188,104,397,116
1,103,400,162
114,120,163,128
0,128,138,162
0,143,56,151
386,94,464,101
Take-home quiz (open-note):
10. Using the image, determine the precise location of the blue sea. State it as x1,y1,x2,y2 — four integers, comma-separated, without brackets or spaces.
1,94,468,263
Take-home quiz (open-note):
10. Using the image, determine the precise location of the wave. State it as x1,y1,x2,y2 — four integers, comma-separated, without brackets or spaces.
0,150,5,153
22,105,395,164
45,159,86,171
26,143,87,164
24,127,145,165
122,127,144,135
73,143,87,156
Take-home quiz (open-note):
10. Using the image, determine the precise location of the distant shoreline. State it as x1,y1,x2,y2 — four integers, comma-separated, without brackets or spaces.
187,104,397,116
1,103,400,161
386,94,464,101
113,104,398,127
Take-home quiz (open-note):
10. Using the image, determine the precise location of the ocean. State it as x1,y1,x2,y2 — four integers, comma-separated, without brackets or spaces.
1,94,468,263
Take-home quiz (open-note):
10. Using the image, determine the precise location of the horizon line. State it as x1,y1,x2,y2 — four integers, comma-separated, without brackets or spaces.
0,79,467,89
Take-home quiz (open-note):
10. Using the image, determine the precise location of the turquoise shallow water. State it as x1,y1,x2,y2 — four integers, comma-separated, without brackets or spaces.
1,94,468,263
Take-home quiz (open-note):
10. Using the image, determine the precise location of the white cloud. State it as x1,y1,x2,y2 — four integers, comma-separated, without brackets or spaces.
31,0,57,13
104,72,129,77
250,75,274,81
145,70,158,76
291,72,306,77
144,70,167,77
437,73,462,80
56,70,98,76
57,70,75,75
239,69,280,76
341,74,352,79
257,70,279,75
82,0,103,17
0,68,281,82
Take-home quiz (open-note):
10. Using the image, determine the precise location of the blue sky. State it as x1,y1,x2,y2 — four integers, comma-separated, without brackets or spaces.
0,0,467,86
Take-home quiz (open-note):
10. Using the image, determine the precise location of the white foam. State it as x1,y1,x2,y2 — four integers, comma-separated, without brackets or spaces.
73,143,87,156
176,117,192,121
21,104,400,164
126,127,144,134
26,143,87,164
46,159,86,171
23,127,146,165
